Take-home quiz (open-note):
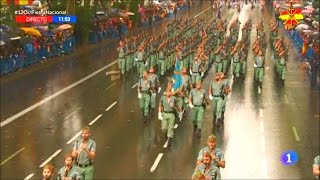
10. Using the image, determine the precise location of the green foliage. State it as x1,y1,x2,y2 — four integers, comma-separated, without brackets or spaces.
75,4,92,45
129,0,140,26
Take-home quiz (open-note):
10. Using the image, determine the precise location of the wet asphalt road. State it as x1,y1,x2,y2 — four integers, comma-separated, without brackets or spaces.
1,1,319,179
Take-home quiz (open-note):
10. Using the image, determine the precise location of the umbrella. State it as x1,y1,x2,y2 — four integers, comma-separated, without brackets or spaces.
96,11,105,15
10,36,21,40
296,24,310,30
20,27,42,37
57,24,72,30
119,12,128,17
293,4,302,8
0,41,5,46
302,9,313,14
0,31,10,42
126,12,135,16
0,24,11,32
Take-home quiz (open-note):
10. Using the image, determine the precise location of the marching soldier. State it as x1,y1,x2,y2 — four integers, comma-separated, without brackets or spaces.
230,43,241,79
189,81,210,138
157,40,166,76
137,70,152,122
148,67,161,114
158,88,179,146
254,50,266,91
117,40,126,76
190,56,204,87
214,44,224,73
240,42,248,76
57,153,82,180
277,51,287,81
135,46,147,78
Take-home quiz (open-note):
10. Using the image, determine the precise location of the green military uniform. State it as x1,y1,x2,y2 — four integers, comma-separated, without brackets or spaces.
148,74,159,110
135,50,146,78
138,78,151,117
277,56,287,80
232,51,241,77
159,95,176,138
118,46,126,75
210,80,227,121
254,55,265,83
58,165,83,180
181,74,191,109
149,45,157,69
73,139,96,180
197,146,225,178
214,51,223,73
192,164,221,180
189,88,206,129
314,156,320,179
190,60,202,85
158,49,165,76
240,50,247,75
221,49,228,74
131,41,137,68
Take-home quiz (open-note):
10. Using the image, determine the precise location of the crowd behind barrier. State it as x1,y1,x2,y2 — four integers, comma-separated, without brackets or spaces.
0,2,191,76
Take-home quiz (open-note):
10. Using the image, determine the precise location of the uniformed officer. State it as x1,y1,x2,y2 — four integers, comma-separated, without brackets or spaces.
117,40,126,76
254,50,266,90
196,135,225,178
214,45,224,73
240,42,248,76
313,155,320,179
72,126,96,180
209,73,228,127
58,153,82,180
231,47,241,78
158,89,178,146
193,152,221,180
138,70,152,122
42,164,54,180
277,51,287,81
190,56,204,87
181,67,193,111
148,67,160,114
135,46,147,78
189,81,209,138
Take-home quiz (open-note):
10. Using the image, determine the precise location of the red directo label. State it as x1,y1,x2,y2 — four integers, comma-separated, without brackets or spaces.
16,16,52,23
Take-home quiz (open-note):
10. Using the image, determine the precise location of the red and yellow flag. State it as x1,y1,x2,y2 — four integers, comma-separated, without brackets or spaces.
14,0,33,5
279,7,304,30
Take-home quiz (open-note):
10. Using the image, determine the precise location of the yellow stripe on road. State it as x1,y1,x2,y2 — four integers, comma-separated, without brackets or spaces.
0,147,25,166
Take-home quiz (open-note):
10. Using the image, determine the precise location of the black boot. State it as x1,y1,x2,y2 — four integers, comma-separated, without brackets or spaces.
197,129,201,138
193,125,198,133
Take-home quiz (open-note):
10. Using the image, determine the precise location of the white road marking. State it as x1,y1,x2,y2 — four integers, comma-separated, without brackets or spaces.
259,109,263,118
105,82,117,91
131,83,138,89
262,159,268,179
105,101,118,111
0,60,118,128
66,131,82,144
194,6,212,18
258,86,261,94
24,173,35,180
105,70,120,76
284,94,289,104
259,120,264,133
292,126,300,142
174,124,179,129
163,139,169,148
88,114,103,126
150,153,164,172
0,147,25,166
64,107,81,120
39,149,62,168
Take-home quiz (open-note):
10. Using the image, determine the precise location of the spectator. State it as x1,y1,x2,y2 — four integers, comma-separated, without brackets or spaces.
42,164,54,180
314,156,320,179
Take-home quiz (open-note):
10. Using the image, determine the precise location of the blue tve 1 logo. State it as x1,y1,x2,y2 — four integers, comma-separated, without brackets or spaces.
281,150,298,166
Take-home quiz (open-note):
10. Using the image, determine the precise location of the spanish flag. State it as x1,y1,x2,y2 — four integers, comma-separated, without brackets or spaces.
14,0,33,5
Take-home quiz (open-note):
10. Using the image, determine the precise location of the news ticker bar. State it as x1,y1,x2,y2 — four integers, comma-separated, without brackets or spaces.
16,15,77,23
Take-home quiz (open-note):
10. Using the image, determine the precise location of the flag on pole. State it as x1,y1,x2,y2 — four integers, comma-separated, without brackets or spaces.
14,0,32,5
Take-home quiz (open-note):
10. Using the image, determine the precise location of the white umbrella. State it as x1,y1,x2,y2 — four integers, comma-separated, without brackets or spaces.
293,4,302,8
0,40,5,46
126,12,135,16
10,36,21,40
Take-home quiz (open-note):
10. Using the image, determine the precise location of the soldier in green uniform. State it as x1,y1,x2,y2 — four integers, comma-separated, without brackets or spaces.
214,45,223,73
181,68,192,113
149,38,157,70
135,46,146,78
254,50,266,89
231,47,241,78
117,40,126,76
196,135,225,178
148,67,160,114
277,51,287,81
240,42,248,76
193,152,221,180
72,126,96,180
158,89,178,146
313,155,320,179
208,73,228,127
157,40,166,76
189,81,209,138
190,56,204,87
42,164,54,180
137,70,152,122
58,153,82,180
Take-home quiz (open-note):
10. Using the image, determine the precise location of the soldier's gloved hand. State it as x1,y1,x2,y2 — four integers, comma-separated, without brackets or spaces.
209,94,213,100
190,70,193,75
138,93,142,99
145,62,148,66
152,93,156,97
266,65,269,70
184,98,188,103
254,63,257,68
201,72,204,77
189,102,194,109
158,112,163,120
178,111,183,120
134,57,138,61
157,87,161,94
